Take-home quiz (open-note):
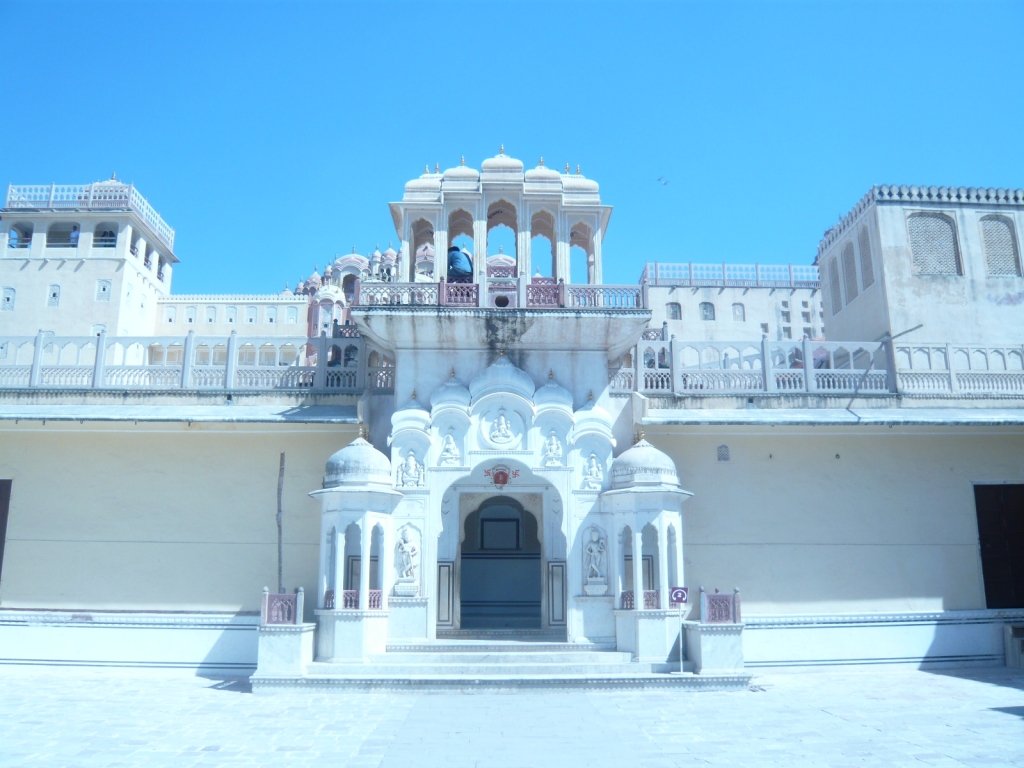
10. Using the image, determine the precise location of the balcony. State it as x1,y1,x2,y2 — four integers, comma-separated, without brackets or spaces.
640,261,819,289
4,182,175,251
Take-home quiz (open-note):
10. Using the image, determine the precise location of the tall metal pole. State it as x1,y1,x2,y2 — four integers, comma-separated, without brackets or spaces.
277,452,285,593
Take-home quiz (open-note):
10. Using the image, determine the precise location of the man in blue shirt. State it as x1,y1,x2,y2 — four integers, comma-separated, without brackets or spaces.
447,245,473,283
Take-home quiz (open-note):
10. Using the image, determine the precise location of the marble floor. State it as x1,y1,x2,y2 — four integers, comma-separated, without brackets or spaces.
0,666,1022,766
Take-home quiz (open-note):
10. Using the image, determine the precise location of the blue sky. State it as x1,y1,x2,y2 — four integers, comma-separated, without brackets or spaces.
2,1,1022,293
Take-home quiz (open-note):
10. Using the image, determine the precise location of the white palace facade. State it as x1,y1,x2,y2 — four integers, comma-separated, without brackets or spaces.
1,156,1023,691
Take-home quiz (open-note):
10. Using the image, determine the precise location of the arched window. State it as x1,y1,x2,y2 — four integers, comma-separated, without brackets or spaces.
981,216,1022,276
1,287,14,311
717,444,730,462
47,285,60,307
205,306,217,323
828,257,842,315
657,348,669,369
666,302,681,320
343,345,359,367
245,306,258,324
699,302,715,321
908,213,960,275
185,306,197,324
47,222,80,247
226,306,237,324
96,280,112,302
858,226,875,287
342,274,356,301
266,306,278,324
7,223,32,249
286,306,298,324
93,223,118,247
732,303,745,322
164,306,177,323
643,347,656,368
842,241,858,302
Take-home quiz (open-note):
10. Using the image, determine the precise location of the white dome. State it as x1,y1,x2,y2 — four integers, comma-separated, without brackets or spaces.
610,439,679,490
562,173,600,194
430,373,471,410
469,355,535,401
324,437,392,489
534,376,573,410
525,162,560,181
443,161,480,181
481,151,524,174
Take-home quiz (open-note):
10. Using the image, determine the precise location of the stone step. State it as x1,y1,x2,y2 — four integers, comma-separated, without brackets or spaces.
307,661,673,676
386,641,614,653
369,651,633,664
252,672,751,693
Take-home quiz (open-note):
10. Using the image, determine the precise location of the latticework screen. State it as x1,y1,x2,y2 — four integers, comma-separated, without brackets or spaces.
859,226,875,287
829,257,842,315
982,216,1021,276
842,242,859,302
909,213,960,275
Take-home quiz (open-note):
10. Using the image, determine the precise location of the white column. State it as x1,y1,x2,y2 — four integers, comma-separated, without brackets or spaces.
592,225,604,284
359,517,372,609
632,528,645,610
674,518,684,590
473,219,486,284
658,519,669,610
434,226,448,282
333,528,345,601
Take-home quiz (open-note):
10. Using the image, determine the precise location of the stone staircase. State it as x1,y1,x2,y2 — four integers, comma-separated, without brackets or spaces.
251,632,751,692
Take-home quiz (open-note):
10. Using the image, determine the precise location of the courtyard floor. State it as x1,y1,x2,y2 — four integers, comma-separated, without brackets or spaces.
0,667,1022,767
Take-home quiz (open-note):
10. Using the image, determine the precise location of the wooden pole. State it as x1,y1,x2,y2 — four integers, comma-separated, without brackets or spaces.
277,452,285,593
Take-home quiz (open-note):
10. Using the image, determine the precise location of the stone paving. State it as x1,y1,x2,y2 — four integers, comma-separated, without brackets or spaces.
0,667,1022,767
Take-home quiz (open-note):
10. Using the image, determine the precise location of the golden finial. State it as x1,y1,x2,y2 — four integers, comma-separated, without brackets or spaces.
565,163,570,173
548,369,554,380
539,157,544,167
435,163,439,173
359,424,367,439
424,164,429,174
352,246,356,253
499,347,505,356
498,245,503,253
500,144,505,155
111,172,117,181
588,389,594,400
635,428,645,444
411,388,417,400
450,367,456,378
460,156,465,166
576,164,581,175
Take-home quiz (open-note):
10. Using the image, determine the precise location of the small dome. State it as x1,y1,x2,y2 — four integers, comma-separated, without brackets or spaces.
430,373,471,410
469,355,536,401
405,170,442,195
481,151,524,174
306,272,322,288
525,162,560,182
534,376,573,410
443,161,480,181
562,173,600,194
610,439,679,490
324,437,392,489
382,245,397,258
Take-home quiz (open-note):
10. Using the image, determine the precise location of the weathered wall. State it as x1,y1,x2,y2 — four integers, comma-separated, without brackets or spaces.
0,420,358,612
645,425,1024,615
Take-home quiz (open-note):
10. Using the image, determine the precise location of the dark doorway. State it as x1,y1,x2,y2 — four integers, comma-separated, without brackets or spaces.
974,484,1024,609
460,497,541,629
0,480,10,588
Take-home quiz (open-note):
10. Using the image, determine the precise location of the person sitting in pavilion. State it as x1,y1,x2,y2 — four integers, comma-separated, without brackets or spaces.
447,245,473,283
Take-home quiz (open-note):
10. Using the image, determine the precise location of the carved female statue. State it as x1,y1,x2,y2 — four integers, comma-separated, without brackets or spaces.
542,430,562,466
395,528,419,579
581,453,604,490
439,431,460,465
583,527,607,581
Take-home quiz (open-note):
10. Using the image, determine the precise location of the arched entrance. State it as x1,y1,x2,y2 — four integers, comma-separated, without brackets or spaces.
459,497,541,629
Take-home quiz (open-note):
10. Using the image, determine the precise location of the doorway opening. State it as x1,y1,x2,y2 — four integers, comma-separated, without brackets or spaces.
974,484,1024,608
459,497,541,629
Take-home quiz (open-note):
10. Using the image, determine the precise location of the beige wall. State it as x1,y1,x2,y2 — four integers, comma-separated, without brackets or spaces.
0,421,358,612
645,425,1024,615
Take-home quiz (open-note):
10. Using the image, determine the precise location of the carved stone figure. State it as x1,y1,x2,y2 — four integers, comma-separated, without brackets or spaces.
398,450,424,487
542,430,562,467
490,407,514,443
394,526,420,596
439,430,460,466
581,452,604,490
583,526,608,595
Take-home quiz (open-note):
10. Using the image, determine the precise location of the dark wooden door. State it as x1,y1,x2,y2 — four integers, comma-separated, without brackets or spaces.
974,484,1024,609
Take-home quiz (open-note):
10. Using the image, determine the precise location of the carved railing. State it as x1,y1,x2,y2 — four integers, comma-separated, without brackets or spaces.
359,282,438,306
565,285,642,309
619,590,661,610
336,589,382,609
0,333,365,393
260,587,305,626
525,283,561,308
892,343,1024,395
341,590,359,609
700,587,740,624
367,365,394,392
441,281,479,307
641,261,819,289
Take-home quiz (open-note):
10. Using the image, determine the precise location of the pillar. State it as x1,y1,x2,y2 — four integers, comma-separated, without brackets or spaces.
434,226,448,283
674,519,684,590
658,520,669,611
359,518,372,609
333,529,345,599
633,529,645,610
473,219,486,285
592,225,604,284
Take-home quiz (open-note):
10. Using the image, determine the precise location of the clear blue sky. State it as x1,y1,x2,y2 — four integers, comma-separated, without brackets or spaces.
2,1,1022,293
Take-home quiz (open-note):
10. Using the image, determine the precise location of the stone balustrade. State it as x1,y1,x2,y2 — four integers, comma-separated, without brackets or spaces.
640,261,819,289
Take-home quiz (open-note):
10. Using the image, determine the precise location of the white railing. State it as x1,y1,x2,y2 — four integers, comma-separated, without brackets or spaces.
634,337,1024,397
0,332,365,393
5,182,175,250
640,261,819,289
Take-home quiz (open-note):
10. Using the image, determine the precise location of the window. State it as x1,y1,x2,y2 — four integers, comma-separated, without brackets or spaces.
908,213,960,275
981,216,1022,277
164,306,177,323
858,226,875,287
93,223,118,248
801,311,811,322
47,222,80,247
266,306,278,324
245,306,257,324
185,306,197,324
699,302,715,321
1,287,14,311
717,444,730,462
666,302,681,320
801,301,809,308
760,323,769,334
782,327,792,339
803,327,812,338
286,306,298,324
781,310,791,323
7,223,32,249
732,303,745,322
95,280,112,302
828,257,842,315
205,306,217,323
226,306,237,324
47,285,60,307
842,241,859,302
781,300,789,308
